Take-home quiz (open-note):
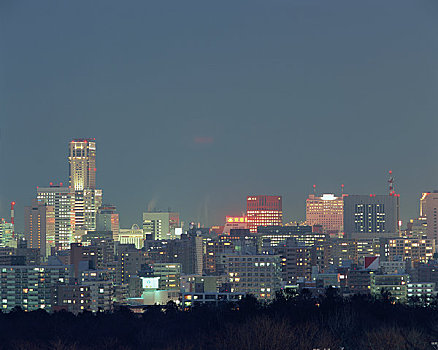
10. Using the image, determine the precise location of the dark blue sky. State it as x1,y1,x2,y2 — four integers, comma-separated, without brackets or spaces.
1,0,437,231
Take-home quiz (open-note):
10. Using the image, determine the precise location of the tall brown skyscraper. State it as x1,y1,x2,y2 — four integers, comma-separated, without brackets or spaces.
24,199,55,257
68,138,102,231
69,138,96,191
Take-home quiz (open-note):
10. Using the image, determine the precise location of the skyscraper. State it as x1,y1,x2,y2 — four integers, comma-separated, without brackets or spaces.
420,191,438,243
69,138,96,191
73,188,103,230
343,194,399,239
37,185,75,251
0,219,14,248
24,199,55,258
306,193,345,234
246,195,282,233
68,138,102,231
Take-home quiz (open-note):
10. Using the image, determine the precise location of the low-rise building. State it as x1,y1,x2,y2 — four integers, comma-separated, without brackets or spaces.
370,274,408,301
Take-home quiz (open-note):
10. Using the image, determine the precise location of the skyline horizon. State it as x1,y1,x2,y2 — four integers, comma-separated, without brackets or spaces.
0,136,433,232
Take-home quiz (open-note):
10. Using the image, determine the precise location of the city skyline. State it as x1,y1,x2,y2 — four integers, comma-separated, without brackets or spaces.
1,0,437,230
0,136,436,231
1,2,438,345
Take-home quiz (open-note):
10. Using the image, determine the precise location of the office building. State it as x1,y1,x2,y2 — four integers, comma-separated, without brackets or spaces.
54,284,92,314
96,205,120,241
370,273,408,301
225,254,282,300
276,238,312,284
246,195,282,233
181,292,245,309
406,218,427,239
24,199,55,258
142,212,180,240
68,138,103,231
115,244,148,284
151,263,181,290
420,192,438,242
388,238,435,264
0,219,14,248
223,216,248,235
306,194,344,234
257,225,325,248
69,138,96,191
37,185,75,251
119,225,144,249
407,282,436,301
0,265,71,312
73,188,102,231
343,195,399,239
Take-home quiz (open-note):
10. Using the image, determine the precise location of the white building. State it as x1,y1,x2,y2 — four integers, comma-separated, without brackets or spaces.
142,212,180,240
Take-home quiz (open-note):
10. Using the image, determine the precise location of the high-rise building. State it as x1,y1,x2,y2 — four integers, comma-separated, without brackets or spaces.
142,212,180,240
96,205,119,240
306,194,345,234
275,238,312,284
246,195,282,233
69,138,102,231
343,195,399,239
69,138,96,191
420,192,438,242
0,219,14,248
37,185,75,251
24,199,55,258
73,188,102,231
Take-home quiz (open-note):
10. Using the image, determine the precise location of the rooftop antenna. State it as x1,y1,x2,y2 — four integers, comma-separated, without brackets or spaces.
388,170,395,196
341,184,344,196
313,184,317,195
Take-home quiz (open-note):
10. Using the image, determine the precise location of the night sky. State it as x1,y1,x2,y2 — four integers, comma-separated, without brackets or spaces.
1,0,437,231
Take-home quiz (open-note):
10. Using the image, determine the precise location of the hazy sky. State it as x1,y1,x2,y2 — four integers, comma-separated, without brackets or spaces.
1,0,437,231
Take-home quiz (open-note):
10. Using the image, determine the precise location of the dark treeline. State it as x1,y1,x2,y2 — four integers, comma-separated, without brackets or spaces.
2,289,438,350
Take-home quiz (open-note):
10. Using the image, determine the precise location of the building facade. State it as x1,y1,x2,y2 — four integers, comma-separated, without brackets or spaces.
24,199,55,258
37,185,75,251
96,205,120,241
420,192,438,243
142,212,180,240
306,194,344,234
0,265,71,312
224,254,282,300
343,195,399,239
246,195,282,233
69,138,96,191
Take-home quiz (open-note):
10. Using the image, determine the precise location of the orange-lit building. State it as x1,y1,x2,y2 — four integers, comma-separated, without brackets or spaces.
306,194,345,234
246,195,282,233
223,216,247,235
420,191,438,243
